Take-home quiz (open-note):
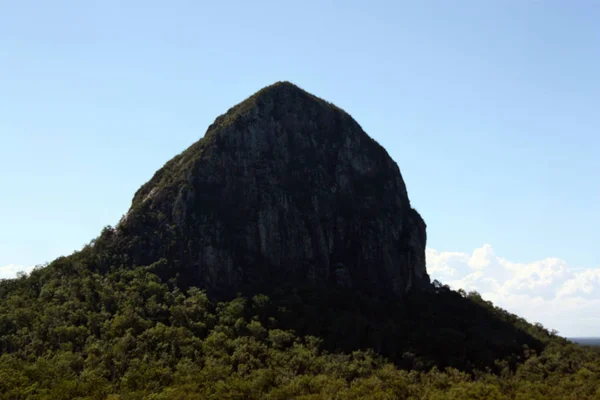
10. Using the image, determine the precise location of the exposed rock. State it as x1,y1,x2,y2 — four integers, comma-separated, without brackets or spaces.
115,81,430,297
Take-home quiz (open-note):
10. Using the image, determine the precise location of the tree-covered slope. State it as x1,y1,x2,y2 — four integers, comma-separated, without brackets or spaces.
1,253,599,399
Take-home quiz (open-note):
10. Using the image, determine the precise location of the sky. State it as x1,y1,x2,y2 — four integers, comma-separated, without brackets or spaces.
1,0,599,336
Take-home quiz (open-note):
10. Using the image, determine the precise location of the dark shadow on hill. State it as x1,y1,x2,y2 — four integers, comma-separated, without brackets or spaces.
245,283,545,373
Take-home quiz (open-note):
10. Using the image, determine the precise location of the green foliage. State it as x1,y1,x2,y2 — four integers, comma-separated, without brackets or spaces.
1,261,599,399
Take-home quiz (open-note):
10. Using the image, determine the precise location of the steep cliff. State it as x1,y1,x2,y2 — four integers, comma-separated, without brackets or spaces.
112,81,429,297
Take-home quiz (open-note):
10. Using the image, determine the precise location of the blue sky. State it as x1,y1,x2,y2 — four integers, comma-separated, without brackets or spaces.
1,1,599,335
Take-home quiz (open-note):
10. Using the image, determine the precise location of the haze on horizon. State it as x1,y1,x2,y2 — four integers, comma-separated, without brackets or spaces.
1,1,599,337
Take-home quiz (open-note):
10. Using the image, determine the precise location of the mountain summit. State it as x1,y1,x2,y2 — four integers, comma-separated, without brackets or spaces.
110,81,429,297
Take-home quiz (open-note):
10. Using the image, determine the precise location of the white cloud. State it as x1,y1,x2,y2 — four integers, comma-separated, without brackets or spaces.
557,269,600,298
0,264,35,280
427,245,600,337
468,244,494,270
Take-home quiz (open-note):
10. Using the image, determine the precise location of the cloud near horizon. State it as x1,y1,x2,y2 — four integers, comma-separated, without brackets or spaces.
427,244,600,337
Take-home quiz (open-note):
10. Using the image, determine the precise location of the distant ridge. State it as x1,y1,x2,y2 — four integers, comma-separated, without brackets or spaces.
570,337,600,347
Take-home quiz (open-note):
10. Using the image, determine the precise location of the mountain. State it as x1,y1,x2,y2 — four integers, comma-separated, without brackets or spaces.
2,82,599,399
104,81,429,297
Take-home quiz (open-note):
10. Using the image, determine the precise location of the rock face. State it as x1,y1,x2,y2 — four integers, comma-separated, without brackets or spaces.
116,82,429,297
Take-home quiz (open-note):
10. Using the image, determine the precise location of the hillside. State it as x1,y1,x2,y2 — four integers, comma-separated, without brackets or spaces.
1,82,599,399
2,263,599,399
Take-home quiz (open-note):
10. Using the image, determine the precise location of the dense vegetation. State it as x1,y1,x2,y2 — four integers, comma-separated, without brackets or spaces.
1,240,599,399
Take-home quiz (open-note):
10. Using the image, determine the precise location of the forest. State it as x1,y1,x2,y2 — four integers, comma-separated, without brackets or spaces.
1,238,599,399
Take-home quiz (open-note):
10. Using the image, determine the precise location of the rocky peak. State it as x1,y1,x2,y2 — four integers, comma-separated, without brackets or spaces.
116,82,430,297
